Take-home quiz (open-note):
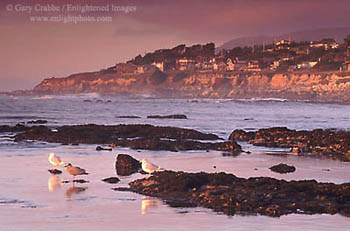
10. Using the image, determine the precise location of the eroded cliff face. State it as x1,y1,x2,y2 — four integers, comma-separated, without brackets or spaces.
32,69,350,102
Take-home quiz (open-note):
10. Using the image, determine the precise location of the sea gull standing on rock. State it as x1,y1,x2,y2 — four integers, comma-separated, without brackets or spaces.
48,153,65,167
140,159,163,174
48,153,65,174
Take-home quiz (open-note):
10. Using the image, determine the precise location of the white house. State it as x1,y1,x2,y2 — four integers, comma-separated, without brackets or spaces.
297,61,318,69
176,58,195,71
226,58,234,71
152,62,164,72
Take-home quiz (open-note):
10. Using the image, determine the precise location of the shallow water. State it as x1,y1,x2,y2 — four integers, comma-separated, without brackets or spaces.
1,95,350,230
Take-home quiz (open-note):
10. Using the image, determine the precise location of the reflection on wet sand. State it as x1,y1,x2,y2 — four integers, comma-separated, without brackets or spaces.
141,196,162,215
65,186,87,197
48,175,63,192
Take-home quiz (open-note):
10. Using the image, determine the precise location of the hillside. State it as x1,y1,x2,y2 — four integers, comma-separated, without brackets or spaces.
218,27,350,51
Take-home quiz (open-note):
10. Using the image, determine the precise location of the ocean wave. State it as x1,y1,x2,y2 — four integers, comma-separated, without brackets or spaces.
31,93,102,100
234,97,289,103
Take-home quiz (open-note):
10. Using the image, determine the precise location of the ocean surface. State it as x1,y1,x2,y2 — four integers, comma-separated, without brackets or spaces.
1,94,350,231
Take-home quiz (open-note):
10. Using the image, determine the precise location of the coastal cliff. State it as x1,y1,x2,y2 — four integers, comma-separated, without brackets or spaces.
31,68,350,102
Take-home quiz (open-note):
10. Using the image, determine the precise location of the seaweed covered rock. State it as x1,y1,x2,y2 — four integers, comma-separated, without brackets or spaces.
129,171,350,217
13,124,242,152
114,138,241,152
0,124,29,133
269,163,296,174
147,114,187,119
27,120,48,124
14,124,221,143
230,127,350,161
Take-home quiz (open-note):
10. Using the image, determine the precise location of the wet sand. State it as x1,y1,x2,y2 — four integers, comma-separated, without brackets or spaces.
1,143,350,230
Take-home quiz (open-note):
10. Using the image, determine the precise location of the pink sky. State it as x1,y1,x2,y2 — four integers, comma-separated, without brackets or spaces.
0,0,349,91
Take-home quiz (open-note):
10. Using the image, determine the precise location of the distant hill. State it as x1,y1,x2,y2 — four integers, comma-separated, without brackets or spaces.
217,27,350,51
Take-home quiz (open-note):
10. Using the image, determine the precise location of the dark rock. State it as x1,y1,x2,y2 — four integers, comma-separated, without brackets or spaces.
61,180,88,184
116,115,141,118
114,138,242,152
0,124,29,133
102,177,120,184
269,163,296,174
115,154,141,176
230,127,350,161
15,124,221,143
27,120,48,124
112,187,133,192
73,179,89,184
48,169,62,174
229,129,255,141
96,146,112,151
147,114,187,119
128,170,350,217
83,99,92,102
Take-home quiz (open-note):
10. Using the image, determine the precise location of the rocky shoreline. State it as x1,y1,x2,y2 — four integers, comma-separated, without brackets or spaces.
230,127,350,161
11,124,242,152
4,124,350,161
125,170,350,217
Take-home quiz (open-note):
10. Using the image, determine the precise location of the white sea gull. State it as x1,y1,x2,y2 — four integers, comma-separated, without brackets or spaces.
140,159,163,174
48,153,65,169
65,163,89,181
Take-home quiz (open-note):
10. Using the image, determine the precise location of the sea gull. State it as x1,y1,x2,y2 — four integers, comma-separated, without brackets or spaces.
140,159,163,174
48,153,65,173
65,163,89,181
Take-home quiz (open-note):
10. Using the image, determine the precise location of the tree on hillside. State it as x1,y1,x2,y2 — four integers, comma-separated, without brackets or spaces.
345,34,350,47
345,34,350,57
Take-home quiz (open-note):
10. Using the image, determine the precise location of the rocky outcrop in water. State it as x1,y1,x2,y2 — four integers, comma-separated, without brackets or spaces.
13,124,242,152
0,124,29,133
96,146,112,151
230,127,350,161
27,120,48,124
128,170,350,217
102,177,120,184
269,163,296,174
147,114,187,119
114,138,239,152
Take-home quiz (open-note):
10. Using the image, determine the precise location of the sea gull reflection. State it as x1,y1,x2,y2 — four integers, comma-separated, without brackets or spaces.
141,196,162,215
48,175,63,192
65,186,87,197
